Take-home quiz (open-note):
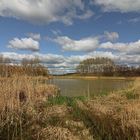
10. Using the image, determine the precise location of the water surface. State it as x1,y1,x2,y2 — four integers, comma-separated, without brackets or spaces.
49,78,132,97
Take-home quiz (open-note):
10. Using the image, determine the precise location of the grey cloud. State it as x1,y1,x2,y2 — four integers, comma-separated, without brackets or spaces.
94,0,140,12
103,31,119,41
26,33,41,40
0,0,93,25
128,17,140,23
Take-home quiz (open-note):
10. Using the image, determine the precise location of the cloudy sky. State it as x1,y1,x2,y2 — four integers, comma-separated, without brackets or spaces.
0,0,140,73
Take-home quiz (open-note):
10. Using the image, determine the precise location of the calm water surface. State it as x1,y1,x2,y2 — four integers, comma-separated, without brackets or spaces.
49,78,132,97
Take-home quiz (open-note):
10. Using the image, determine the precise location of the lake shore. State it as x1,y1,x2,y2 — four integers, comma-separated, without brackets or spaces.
0,76,140,139
54,75,138,80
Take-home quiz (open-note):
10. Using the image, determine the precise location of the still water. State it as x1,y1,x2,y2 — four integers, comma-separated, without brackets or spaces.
49,78,132,97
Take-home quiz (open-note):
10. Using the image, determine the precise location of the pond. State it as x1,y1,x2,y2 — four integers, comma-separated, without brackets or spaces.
49,78,132,97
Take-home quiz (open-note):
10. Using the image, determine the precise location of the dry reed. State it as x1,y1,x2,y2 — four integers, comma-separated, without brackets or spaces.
0,75,59,140
77,78,140,140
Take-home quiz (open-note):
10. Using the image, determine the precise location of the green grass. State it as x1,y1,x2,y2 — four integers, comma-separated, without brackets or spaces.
124,90,139,99
46,96,87,106
46,96,88,120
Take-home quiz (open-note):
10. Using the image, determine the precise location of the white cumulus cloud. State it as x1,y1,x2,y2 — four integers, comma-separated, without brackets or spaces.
8,37,40,51
100,40,140,54
53,36,99,52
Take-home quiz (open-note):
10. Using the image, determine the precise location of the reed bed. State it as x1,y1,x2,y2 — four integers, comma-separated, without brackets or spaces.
0,75,59,140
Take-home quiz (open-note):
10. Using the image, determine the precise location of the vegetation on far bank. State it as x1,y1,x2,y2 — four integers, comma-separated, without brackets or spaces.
0,55,49,77
76,57,140,77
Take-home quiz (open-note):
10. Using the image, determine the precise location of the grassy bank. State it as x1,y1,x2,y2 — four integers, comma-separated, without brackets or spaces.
77,78,140,140
44,78,140,140
0,76,140,140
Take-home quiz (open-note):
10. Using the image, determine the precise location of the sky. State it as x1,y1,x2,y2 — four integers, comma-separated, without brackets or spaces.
0,0,140,73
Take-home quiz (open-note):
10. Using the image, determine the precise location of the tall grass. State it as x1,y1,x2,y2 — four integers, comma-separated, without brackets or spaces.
0,75,58,140
77,78,140,140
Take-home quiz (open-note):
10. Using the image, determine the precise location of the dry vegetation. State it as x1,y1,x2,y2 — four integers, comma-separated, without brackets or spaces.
0,56,140,140
0,57,94,140
0,75,94,140
0,75,140,140
0,62,93,140
77,78,140,140
0,75,59,140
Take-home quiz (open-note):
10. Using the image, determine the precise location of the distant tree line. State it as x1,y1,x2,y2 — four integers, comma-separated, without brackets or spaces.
76,57,140,76
0,55,49,77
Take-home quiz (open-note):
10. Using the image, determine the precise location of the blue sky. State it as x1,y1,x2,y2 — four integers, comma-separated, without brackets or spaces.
0,0,140,73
